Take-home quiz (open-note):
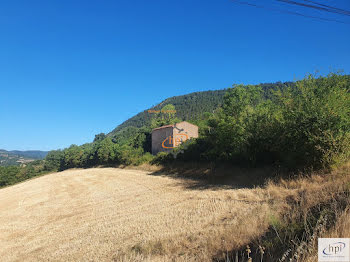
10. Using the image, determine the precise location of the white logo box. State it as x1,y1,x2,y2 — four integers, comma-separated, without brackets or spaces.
318,238,350,262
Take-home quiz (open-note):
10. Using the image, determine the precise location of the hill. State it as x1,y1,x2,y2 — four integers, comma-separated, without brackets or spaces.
7,150,48,159
107,81,300,138
0,149,48,166
106,81,297,145
38,73,349,173
108,89,227,137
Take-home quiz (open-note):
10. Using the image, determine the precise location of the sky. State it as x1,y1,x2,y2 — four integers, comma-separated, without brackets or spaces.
1,0,350,151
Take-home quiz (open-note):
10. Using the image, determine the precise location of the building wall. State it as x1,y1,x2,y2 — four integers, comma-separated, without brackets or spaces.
151,122,199,155
173,122,199,142
151,126,173,155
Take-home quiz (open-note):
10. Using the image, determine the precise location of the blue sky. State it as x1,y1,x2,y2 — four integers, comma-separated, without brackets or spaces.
1,0,349,151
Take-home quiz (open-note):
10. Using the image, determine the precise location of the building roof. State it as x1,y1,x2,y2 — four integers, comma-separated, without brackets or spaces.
152,124,174,131
151,121,197,132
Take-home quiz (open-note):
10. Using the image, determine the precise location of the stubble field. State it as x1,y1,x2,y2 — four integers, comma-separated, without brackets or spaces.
0,167,273,261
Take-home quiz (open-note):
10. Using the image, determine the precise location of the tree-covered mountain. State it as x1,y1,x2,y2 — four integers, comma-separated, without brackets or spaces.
8,150,48,159
108,89,227,137
2,73,349,187
105,82,301,148
107,81,302,139
0,149,48,166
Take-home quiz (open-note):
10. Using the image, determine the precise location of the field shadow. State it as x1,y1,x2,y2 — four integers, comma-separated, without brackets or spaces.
148,162,281,190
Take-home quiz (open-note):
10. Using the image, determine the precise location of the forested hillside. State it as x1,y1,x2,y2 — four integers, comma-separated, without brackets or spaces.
0,149,48,166
108,82,296,142
2,73,349,188
41,73,349,171
108,82,299,137
7,150,48,159
108,89,227,137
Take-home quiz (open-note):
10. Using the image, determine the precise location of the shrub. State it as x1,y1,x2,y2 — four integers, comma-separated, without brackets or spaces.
151,152,174,165
275,73,350,168
187,73,350,169
115,145,145,165
44,150,64,171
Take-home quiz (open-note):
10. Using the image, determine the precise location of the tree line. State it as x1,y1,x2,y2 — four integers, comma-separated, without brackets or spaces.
175,73,350,169
44,72,350,171
1,73,349,188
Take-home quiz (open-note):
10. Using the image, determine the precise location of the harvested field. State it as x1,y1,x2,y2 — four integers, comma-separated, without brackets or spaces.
0,168,272,261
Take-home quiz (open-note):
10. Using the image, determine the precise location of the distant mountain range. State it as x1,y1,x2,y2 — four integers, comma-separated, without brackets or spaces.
0,150,48,166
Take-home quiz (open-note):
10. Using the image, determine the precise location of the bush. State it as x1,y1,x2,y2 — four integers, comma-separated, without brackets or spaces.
137,152,154,165
0,166,21,187
44,150,63,171
187,73,350,169
115,145,145,165
275,73,350,168
41,73,349,171
151,152,174,165
0,161,48,188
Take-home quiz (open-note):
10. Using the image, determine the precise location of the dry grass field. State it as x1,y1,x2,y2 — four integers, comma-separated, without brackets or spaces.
0,165,349,262
0,168,272,262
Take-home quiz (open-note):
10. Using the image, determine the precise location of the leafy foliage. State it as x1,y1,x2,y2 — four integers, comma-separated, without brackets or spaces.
42,73,350,172
0,149,48,166
108,90,227,136
3,74,348,188
0,161,47,188
179,73,350,169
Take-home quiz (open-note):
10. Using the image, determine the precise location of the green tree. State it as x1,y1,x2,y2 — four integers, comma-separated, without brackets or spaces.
185,73,350,169
150,104,181,128
96,137,116,164
44,150,64,171
275,73,350,168
62,145,84,169
94,133,106,142
131,127,152,153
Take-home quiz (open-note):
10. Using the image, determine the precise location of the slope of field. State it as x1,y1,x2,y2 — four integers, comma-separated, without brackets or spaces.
0,168,271,262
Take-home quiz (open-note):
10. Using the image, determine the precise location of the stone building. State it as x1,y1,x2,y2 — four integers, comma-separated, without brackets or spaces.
151,121,199,155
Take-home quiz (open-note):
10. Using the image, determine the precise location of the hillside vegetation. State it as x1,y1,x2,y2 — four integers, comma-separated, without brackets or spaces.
0,149,48,166
0,161,48,187
177,73,350,169
108,89,227,136
1,73,349,187
39,73,349,172
1,72,350,261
